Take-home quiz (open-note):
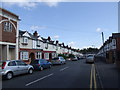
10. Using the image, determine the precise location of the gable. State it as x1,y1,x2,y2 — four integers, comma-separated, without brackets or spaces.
22,32,31,38
38,36,42,41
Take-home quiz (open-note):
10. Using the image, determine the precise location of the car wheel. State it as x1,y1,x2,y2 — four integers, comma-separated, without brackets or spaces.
40,66,43,71
28,68,33,74
6,72,13,80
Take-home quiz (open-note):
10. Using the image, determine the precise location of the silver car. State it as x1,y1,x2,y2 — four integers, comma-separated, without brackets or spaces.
86,55,94,63
51,57,66,65
0,60,34,80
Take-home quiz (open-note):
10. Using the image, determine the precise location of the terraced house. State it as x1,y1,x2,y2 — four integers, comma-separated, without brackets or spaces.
0,8,19,60
97,33,120,67
0,8,81,63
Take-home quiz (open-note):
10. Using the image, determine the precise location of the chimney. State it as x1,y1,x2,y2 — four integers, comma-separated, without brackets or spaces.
56,40,59,44
48,36,51,41
33,31,38,37
62,43,64,46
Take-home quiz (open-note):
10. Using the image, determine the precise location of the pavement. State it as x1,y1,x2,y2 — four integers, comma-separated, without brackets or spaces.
95,59,120,89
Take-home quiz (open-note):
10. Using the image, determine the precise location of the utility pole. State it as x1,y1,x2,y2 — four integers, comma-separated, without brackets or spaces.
101,32,104,45
101,32,105,58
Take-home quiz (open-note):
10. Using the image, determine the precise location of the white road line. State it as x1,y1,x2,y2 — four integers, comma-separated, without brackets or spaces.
25,73,54,86
60,67,69,71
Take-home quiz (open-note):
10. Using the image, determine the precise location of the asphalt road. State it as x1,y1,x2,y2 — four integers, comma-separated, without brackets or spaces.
2,59,93,88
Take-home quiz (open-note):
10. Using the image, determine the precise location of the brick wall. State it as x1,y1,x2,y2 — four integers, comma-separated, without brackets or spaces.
0,16,17,43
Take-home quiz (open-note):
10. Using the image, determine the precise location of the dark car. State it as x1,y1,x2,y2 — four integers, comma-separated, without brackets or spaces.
30,59,52,71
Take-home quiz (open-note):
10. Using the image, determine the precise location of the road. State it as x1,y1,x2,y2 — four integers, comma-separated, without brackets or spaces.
2,59,95,88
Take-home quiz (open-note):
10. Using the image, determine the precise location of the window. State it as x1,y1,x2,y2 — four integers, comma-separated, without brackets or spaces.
33,40,37,48
44,53,49,59
52,53,56,58
20,51,28,60
45,43,48,49
8,61,16,66
23,37,28,44
40,59,47,63
16,61,26,65
37,40,40,45
4,22,13,32
36,52,42,59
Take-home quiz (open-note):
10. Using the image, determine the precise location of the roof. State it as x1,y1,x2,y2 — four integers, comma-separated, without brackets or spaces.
0,8,19,19
19,30,41,40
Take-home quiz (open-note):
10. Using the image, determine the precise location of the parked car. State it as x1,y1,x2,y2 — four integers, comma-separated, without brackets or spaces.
71,56,78,61
30,59,52,70
0,60,34,80
51,57,66,65
86,55,94,63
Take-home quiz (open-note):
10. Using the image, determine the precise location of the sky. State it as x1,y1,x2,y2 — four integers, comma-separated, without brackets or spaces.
0,1,118,49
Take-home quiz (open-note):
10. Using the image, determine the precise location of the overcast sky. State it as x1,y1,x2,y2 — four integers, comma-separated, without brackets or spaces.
1,1,118,49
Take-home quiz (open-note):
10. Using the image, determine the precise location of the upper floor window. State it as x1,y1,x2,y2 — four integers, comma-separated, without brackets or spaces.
23,37,28,44
36,40,41,47
4,22,13,32
45,43,48,49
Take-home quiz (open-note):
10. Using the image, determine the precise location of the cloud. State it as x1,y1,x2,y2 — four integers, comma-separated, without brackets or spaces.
1,0,118,9
1,0,119,2
96,28,102,32
2,2,38,10
30,25,47,32
1,0,63,8
53,35,59,39
68,42,76,47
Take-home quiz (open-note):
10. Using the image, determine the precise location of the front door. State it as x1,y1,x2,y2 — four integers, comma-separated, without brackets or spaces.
29,53,35,63
49,53,52,61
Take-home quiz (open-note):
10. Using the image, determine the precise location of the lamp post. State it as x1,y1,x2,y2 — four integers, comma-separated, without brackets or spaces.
101,32,105,57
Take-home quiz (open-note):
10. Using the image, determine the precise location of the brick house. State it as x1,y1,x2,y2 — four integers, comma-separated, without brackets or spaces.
112,33,120,67
97,33,120,66
0,8,19,60
41,36,57,61
19,30,44,64
19,30,57,63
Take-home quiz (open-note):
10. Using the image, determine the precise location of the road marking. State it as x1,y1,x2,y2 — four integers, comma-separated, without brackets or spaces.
60,67,69,71
90,64,93,89
93,64,97,89
25,73,54,86
90,64,97,90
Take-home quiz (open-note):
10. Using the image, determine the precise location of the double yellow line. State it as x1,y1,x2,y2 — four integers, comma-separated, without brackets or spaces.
90,64,97,90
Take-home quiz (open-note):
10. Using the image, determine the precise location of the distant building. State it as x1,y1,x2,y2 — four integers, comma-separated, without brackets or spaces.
0,8,19,60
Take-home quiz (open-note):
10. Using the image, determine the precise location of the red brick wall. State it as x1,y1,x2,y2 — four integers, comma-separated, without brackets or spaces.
0,16,17,43
19,48,43,64
116,37,120,51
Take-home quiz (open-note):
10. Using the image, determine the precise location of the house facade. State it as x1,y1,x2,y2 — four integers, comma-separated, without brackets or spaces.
0,8,82,62
19,31,57,64
0,8,19,60
19,30,45,64
97,33,120,66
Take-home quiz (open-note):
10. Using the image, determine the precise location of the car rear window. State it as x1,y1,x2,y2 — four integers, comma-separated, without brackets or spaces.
87,55,94,58
52,58,59,60
31,60,39,64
